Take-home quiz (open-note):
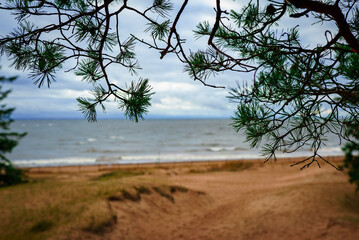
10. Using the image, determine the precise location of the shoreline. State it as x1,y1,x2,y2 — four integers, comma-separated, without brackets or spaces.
23,155,345,174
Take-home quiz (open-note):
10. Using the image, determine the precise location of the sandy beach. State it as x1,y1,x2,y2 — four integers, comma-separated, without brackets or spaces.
1,156,358,240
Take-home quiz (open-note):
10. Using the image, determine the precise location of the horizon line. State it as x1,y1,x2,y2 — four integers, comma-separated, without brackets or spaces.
13,116,231,121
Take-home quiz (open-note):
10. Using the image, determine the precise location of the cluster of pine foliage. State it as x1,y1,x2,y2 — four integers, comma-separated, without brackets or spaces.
0,0,358,186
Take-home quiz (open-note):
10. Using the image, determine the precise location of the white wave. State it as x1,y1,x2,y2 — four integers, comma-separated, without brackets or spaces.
12,157,96,167
87,138,97,142
11,150,345,168
209,147,222,152
209,146,237,152
120,153,263,163
109,135,124,140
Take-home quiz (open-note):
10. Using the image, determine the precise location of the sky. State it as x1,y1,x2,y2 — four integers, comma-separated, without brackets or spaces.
0,0,336,120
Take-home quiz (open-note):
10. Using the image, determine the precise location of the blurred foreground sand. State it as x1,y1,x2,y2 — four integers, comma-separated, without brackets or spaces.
38,157,359,240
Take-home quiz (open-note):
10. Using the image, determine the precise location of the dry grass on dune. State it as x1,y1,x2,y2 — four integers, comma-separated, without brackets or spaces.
0,160,358,240
0,168,149,240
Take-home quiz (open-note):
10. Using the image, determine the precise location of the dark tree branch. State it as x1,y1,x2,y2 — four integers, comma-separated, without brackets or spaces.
287,0,359,53
160,0,188,59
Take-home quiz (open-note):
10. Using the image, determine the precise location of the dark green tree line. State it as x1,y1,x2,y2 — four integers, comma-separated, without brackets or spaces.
0,0,358,169
0,71,26,186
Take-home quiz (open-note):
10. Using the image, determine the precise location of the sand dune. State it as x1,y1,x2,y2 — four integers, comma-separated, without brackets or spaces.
51,159,359,240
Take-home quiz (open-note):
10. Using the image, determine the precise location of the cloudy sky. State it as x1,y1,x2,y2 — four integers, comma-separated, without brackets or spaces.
0,0,334,120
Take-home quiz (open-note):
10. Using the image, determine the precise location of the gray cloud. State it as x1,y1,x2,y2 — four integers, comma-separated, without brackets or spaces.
1,0,332,119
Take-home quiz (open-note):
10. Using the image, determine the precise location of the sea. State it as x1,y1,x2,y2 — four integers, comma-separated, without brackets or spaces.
7,119,345,167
